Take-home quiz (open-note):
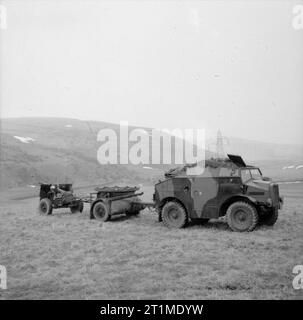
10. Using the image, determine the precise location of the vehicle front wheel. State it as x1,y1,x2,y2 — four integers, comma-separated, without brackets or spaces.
161,201,188,229
39,198,53,215
226,201,258,232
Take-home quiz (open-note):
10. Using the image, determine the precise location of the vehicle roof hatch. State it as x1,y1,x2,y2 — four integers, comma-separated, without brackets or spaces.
227,154,246,167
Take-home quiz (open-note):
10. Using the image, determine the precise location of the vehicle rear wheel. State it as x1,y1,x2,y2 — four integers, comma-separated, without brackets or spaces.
70,201,84,213
161,201,188,229
226,201,258,232
92,202,111,222
39,198,53,215
260,208,278,226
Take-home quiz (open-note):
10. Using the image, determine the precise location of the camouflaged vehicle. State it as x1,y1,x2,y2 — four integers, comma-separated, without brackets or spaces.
154,155,283,232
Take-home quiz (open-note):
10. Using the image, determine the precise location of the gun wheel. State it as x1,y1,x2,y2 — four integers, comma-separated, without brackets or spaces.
226,201,258,232
39,198,53,215
92,202,111,222
161,201,188,229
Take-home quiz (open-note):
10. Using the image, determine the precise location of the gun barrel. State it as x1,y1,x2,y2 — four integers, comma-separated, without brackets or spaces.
106,192,144,203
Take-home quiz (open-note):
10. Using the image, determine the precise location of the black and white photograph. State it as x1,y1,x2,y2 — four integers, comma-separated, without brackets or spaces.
0,0,303,306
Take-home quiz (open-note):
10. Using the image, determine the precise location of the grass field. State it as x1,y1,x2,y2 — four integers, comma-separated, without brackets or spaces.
0,183,303,300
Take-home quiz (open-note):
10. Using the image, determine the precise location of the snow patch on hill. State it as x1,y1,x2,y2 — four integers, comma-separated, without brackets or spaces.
14,136,35,144
282,165,303,170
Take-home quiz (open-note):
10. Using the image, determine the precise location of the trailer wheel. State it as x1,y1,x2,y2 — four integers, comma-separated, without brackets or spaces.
226,201,258,232
161,201,188,229
92,202,110,222
39,198,53,215
260,208,278,226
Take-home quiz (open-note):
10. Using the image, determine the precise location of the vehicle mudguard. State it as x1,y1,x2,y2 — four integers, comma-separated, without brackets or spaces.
218,194,258,217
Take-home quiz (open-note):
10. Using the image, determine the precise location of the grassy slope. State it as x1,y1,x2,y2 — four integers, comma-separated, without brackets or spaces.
0,184,302,300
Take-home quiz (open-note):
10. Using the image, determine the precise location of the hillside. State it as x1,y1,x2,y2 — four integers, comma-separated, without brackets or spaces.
0,118,160,190
0,117,302,191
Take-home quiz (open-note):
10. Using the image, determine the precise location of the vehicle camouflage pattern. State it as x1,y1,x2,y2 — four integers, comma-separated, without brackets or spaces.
154,154,283,232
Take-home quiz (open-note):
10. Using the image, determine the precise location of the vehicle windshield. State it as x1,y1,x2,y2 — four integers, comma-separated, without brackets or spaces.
241,168,262,183
250,168,262,180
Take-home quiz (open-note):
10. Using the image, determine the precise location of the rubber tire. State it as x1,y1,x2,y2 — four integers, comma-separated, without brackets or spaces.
260,208,278,226
92,202,111,222
39,198,53,215
226,201,258,232
161,201,188,229
70,201,84,214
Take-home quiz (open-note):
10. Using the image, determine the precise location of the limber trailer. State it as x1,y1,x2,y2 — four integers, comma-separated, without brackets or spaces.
87,186,154,222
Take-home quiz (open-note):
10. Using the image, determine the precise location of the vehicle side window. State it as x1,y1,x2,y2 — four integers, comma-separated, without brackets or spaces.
241,169,252,183
250,169,262,180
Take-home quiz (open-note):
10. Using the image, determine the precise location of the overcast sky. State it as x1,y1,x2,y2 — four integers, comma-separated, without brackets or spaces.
0,0,302,145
